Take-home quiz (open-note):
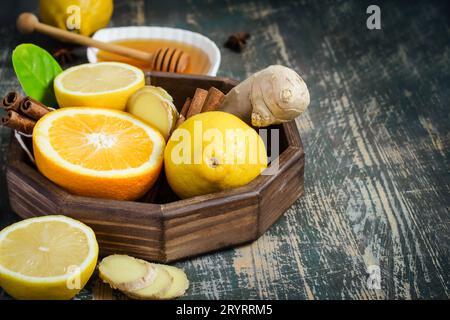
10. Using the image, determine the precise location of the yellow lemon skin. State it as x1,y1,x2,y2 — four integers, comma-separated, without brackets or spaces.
39,0,113,36
0,256,97,300
164,111,268,199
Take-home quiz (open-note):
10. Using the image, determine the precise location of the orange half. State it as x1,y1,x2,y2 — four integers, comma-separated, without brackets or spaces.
33,107,165,200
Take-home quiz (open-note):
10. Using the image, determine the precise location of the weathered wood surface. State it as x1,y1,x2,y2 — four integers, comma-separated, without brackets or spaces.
1,0,449,300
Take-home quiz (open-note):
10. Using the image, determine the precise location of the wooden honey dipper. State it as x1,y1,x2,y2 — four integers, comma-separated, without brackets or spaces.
16,13,190,73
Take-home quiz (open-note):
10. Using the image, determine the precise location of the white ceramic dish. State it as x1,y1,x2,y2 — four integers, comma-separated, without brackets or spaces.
87,26,221,76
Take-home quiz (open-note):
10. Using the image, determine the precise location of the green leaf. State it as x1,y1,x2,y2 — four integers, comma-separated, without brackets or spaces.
12,44,62,108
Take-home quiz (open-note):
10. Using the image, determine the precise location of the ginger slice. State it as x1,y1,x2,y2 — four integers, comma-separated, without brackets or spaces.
127,86,179,140
156,264,189,299
147,86,174,102
125,264,173,300
99,255,157,292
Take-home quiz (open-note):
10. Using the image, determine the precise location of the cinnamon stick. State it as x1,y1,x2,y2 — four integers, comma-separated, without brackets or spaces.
2,91,22,112
202,87,225,112
179,97,191,118
174,97,192,129
174,114,186,129
19,97,51,120
186,88,208,118
1,110,36,134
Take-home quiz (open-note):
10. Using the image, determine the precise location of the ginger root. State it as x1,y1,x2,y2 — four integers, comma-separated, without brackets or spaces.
98,254,189,300
99,254,157,292
127,86,179,140
219,65,310,127
156,264,189,299
124,264,173,300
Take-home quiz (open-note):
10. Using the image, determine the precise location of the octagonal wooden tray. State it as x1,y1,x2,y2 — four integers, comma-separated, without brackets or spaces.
6,71,305,263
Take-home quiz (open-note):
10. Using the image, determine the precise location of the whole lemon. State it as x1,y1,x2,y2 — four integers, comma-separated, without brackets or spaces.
164,111,268,199
39,0,113,36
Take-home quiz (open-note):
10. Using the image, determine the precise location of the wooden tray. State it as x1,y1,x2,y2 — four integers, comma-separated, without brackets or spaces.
6,71,305,263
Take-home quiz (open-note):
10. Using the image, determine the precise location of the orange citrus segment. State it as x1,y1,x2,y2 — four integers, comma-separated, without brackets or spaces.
49,115,154,170
33,107,165,200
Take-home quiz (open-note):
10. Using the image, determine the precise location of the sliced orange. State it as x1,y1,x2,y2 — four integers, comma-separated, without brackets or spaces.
33,107,165,200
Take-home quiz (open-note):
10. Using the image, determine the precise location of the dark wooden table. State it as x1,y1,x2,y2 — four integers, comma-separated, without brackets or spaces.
1,0,449,300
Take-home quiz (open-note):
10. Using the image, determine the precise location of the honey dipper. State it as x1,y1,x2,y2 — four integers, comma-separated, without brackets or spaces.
16,13,190,73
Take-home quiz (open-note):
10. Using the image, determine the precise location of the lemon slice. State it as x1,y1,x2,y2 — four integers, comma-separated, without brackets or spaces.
0,215,98,300
33,107,165,200
54,62,145,110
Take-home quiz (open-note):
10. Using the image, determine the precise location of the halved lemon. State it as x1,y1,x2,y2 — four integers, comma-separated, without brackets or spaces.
54,62,145,110
0,215,98,300
33,107,165,200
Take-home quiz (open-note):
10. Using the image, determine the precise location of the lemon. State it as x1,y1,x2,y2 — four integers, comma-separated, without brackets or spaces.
54,62,145,110
164,111,268,199
0,215,98,300
33,107,165,201
40,0,113,36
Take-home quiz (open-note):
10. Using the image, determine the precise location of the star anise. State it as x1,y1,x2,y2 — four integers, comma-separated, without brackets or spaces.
224,32,251,53
52,48,76,65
